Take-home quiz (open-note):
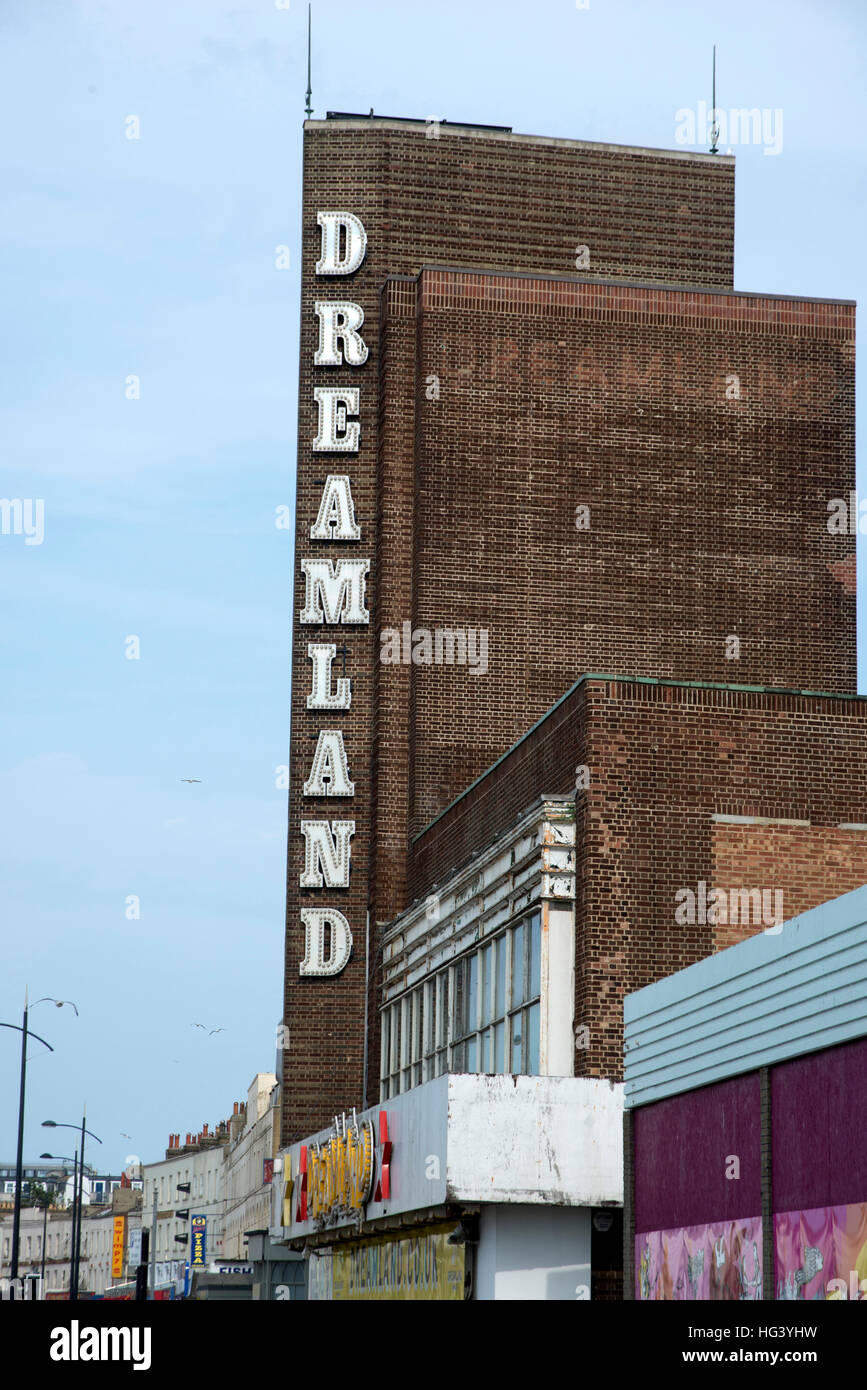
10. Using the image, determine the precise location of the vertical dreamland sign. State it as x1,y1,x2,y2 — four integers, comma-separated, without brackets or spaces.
297,213,369,981
190,1214,207,1268
283,196,373,1141
111,1215,125,1279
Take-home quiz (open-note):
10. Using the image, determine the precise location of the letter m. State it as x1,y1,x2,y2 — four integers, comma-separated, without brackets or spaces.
0,499,22,534
730,108,762,144
100,1328,128,1359
300,558,370,625
434,628,467,665
730,887,762,924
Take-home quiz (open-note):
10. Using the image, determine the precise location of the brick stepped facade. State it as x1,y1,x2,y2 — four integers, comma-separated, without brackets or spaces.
283,117,855,1142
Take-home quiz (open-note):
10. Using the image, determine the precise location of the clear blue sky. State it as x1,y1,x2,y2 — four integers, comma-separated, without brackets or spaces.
1,0,864,1172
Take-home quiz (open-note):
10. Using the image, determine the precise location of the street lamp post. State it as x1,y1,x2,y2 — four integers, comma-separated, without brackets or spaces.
42,1115,101,1300
40,1153,91,1297
0,990,54,1282
37,1174,67,1290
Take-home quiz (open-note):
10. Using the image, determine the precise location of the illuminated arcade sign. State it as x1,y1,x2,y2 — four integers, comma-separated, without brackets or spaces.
290,1109,391,1228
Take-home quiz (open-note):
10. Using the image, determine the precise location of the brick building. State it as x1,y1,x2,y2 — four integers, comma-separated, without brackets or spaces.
402,676,867,1085
283,113,856,1149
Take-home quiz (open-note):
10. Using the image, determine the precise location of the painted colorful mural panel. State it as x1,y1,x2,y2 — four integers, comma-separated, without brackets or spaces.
775,1202,867,1300
635,1217,762,1300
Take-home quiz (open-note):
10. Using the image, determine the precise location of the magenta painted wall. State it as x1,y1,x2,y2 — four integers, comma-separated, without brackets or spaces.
633,1073,761,1233
772,1036,867,1212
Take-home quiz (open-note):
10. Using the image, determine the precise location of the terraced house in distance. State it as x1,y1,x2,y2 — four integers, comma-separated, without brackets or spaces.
275,111,857,1300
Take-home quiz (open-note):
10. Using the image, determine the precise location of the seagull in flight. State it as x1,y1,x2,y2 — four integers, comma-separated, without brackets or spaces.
209,1028,225,1036
181,778,202,783
120,1133,132,1140
35,998,79,1016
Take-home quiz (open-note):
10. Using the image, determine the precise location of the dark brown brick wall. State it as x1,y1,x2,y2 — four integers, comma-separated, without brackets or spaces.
385,270,855,861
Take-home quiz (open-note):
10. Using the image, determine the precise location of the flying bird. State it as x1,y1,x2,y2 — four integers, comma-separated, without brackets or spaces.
35,997,79,1016
181,778,202,783
209,1028,225,1036
191,1022,207,1030
120,1133,132,1140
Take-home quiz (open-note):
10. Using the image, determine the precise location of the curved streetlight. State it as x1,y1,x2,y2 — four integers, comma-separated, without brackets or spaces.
31,1161,76,1291
39,1152,95,1173
40,1151,77,1295
42,1116,102,1299
0,990,56,1281
38,1150,90,1289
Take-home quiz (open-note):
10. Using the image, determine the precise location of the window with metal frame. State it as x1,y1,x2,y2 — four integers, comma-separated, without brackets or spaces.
380,910,542,1097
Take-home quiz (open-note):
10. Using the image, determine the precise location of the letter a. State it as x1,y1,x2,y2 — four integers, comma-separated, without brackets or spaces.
310,475,361,541
303,729,354,796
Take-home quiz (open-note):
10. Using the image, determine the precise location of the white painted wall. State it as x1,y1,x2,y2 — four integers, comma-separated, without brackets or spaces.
446,1074,623,1207
475,1205,591,1301
543,901,575,1075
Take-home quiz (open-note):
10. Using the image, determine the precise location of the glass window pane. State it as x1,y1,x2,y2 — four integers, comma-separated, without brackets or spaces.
481,1028,492,1073
527,1002,540,1073
495,937,506,1019
466,1035,477,1073
452,960,465,1040
381,1011,390,1080
529,913,541,999
511,1012,523,1073
511,923,525,1009
452,1040,465,1073
494,1021,505,1072
401,997,410,1068
413,989,423,1063
467,953,478,1034
390,1005,400,1074
481,944,492,1026
436,1048,447,1078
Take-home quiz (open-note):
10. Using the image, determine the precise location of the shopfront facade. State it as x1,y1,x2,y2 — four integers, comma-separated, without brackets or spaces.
271,1071,622,1301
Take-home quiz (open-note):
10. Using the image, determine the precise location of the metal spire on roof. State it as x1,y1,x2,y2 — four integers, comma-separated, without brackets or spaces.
710,45,720,154
305,4,313,119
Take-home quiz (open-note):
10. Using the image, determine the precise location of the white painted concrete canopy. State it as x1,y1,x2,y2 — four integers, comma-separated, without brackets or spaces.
272,1073,623,1240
